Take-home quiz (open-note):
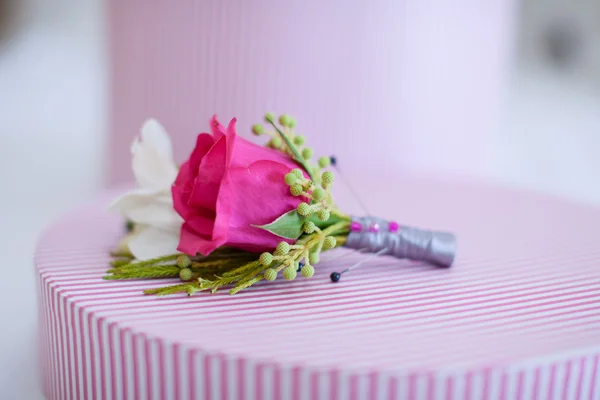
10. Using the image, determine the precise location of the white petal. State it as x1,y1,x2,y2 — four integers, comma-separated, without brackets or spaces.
128,226,181,260
132,119,178,189
110,189,183,231
109,187,161,209
115,223,146,255
139,119,173,158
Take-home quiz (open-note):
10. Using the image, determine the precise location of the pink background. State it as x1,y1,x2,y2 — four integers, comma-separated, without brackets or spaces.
108,0,517,186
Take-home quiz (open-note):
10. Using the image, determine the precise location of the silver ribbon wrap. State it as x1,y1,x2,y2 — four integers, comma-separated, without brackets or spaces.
345,217,457,268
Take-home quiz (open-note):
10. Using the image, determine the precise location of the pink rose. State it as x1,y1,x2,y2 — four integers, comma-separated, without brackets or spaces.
172,116,304,255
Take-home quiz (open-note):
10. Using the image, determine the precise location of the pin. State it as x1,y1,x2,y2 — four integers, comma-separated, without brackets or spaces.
330,248,388,282
327,155,380,282
331,155,371,217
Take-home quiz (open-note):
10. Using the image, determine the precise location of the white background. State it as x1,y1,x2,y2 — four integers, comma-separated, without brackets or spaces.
0,2,106,398
0,1,599,398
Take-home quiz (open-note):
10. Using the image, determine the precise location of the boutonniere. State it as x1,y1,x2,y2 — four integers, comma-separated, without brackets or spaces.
107,113,456,295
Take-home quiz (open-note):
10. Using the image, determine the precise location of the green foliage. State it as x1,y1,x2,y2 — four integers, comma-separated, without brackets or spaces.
317,209,330,221
283,266,297,280
312,187,325,201
179,268,193,281
301,264,315,278
297,202,311,216
275,241,290,255
259,252,273,266
284,172,297,186
323,236,337,249
303,221,317,234
293,135,305,145
278,114,291,127
318,156,331,168
177,255,191,268
252,124,264,135
254,210,305,240
290,184,303,196
264,268,277,281
321,171,334,185
301,147,313,160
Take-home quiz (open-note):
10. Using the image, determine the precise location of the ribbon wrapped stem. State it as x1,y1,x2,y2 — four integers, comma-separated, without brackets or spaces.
344,217,456,268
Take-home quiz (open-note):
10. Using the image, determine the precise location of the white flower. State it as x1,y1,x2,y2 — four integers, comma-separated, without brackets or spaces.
110,119,183,260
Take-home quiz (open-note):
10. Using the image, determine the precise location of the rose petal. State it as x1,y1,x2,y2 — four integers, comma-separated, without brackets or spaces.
210,114,226,140
177,223,225,256
188,133,216,180
187,134,227,211
128,225,181,260
183,209,216,237
225,117,237,165
213,160,302,252
219,116,300,171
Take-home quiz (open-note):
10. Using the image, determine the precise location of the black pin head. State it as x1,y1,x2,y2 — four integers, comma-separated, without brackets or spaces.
297,262,304,272
329,155,337,166
330,271,341,282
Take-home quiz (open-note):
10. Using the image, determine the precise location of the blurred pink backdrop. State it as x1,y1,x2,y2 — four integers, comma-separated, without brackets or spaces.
108,0,517,186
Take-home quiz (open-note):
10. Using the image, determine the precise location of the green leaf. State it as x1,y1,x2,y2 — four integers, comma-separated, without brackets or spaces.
255,209,349,240
254,210,305,239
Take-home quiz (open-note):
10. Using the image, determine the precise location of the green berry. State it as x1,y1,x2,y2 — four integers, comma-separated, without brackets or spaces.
251,124,264,136
308,252,320,265
301,147,313,160
301,264,315,278
284,172,297,186
274,242,290,256
321,171,334,185
303,221,316,234
269,137,282,148
312,187,325,201
179,268,193,281
176,255,191,268
323,236,337,250
293,135,305,145
264,268,277,281
317,209,330,221
290,184,303,196
259,252,273,267
291,168,303,179
275,242,290,255
283,266,297,280
264,112,275,122
297,202,311,216
289,116,297,128
318,156,331,168
279,114,291,127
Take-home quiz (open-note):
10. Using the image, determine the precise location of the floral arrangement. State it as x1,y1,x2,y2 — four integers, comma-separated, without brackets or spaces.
106,113,456,295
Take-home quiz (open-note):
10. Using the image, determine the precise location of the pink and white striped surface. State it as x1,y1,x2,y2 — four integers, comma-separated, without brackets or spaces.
36,175,600,399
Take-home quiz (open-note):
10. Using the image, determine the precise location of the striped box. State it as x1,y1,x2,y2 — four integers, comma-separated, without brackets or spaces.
36,175,600,399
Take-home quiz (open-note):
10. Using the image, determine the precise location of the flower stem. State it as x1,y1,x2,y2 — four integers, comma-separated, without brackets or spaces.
118,254,180,268
144,282,199,296
267,120,316,181
105,265,180,279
